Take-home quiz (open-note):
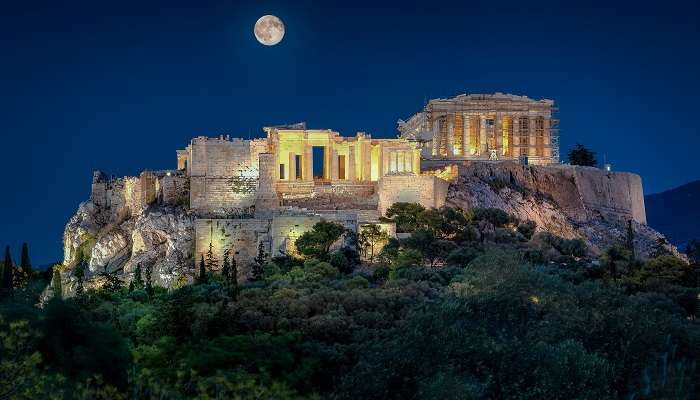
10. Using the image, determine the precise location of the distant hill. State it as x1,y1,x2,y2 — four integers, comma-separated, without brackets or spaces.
645,180,700,249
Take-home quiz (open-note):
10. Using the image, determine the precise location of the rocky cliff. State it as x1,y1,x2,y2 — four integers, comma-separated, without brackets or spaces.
57,162,680,296
446,162,677,257
59,199,194,297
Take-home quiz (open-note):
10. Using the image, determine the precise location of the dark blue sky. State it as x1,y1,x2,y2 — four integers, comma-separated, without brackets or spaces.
2,0,699,264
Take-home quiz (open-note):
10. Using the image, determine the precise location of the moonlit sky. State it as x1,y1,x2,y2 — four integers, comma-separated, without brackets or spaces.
1,0,699,264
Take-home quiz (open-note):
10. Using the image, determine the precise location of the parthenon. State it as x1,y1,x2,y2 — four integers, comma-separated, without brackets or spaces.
398,93,559,165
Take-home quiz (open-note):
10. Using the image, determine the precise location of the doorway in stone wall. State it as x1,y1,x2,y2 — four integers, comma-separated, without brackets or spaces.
312,146,325,180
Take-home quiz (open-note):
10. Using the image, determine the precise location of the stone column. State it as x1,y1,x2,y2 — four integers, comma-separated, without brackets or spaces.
431,123,439,156
413,149,421,174
446,117,454,157
513,115,520,156
495,114,503,156
303,143,312,181
363,141,372,181
330,147,339,181
479,114,487,156
348,145,356,181
288,153,296,180
462,113,469,156
528,117,535,157
382,147,390,176
405,151,412,173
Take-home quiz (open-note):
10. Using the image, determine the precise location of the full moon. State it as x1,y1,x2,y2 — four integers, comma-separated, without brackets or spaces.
254,15,285,46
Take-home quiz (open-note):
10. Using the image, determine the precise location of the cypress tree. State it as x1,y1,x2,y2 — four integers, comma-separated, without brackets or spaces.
20,242,32,277
133,263,144,289
205,242,218,272
230,251,239,299
128,280,135,293
251,241,267,281
230,252,238,286
145,263,153,296
73,249,87,297
2,245,14,289
626,219,636,259
51,265,62,299
221,249,231,283
198,254,208,284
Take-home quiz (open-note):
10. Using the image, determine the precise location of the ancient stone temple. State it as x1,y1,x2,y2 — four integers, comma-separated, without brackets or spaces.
67,93,654,289
398,93,559,165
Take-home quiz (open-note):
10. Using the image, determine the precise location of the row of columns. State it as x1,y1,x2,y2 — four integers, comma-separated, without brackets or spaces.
436,114,548,158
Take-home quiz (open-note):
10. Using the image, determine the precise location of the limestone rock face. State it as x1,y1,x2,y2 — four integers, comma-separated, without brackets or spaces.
446,162,679,258
61,202,194,296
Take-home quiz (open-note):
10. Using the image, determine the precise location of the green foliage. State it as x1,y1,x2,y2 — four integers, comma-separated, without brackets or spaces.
686,239,700,264
517,220,537,239
358,224,389,262
2,206,700,398
198,254,208,284
295,220,346,260
51,266,62,299
144,263,154,296
380,202,426,233
2,245,14,289
19,242,31,277
251,241,266,281
568,143,597,167
472,207,514,227
132,263,144,290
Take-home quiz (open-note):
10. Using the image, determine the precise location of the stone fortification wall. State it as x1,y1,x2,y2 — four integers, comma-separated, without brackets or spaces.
270,213,357,257
278,182,378,210
189,137,260,213
91,171,159,222
455,162,646,224
377,174,449,216
194,218,270,280
160,175,189,206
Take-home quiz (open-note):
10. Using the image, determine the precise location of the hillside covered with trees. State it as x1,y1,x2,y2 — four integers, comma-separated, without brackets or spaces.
1,204,699,399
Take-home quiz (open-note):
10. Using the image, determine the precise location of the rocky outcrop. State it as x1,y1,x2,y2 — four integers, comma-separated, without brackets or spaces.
61,200,194,296
447,162,678,258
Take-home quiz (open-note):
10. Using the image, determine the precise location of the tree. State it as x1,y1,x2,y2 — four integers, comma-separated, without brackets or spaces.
685,239,700,264
380,202,426,233
20,242,32,277
51,265,62,299
205,242,219,272
358,224,389,263
567,143,597,167
295,220,346,260
144,263,153,296
251,241,267,281
74,257,85,297
221,248,231,282
402,230,457,267
626,219,636,259
101,271,124,293
2,245,13,289
133,263,145,289
650,237,672,258
197,254,208,284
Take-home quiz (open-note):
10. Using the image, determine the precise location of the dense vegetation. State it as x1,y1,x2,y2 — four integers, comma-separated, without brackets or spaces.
1,204,699,399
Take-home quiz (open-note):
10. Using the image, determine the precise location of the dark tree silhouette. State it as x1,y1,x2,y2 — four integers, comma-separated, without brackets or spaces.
2,245,14,289
198,254,208,284
251,241,267,281
145,263,154,296
567,143,597,167
20,242,32,277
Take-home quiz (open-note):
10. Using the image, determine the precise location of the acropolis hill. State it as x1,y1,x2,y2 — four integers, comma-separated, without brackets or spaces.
59,93,669,293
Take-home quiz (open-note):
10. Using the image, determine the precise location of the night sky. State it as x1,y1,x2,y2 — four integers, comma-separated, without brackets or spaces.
2,0,699,264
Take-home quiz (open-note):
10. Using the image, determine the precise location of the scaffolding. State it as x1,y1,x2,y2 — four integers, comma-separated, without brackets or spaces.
550,105,560,163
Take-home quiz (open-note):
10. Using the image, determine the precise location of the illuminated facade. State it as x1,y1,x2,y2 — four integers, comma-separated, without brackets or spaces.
171,93,561,276
398,93,559,165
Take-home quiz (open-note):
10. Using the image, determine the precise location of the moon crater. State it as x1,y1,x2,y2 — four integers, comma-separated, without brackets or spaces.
254,15,285,46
